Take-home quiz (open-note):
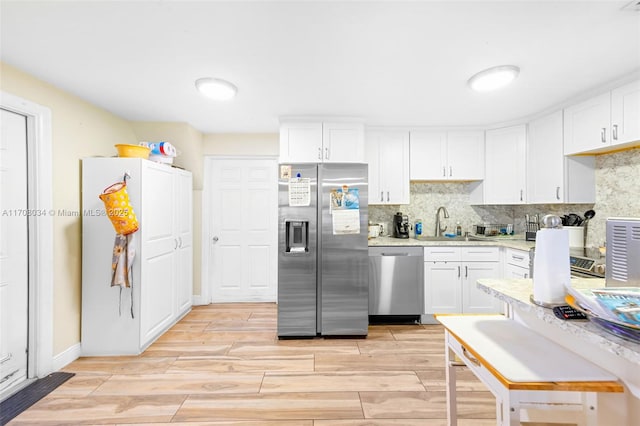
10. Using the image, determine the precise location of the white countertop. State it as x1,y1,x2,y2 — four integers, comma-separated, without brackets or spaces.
477,278,640,365
369,235,536,251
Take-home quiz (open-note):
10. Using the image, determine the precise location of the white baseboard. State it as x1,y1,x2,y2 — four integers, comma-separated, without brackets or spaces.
191,295,208,306
52,342,81,371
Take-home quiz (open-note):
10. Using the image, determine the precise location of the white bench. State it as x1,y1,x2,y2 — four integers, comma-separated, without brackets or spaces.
436,314,623,426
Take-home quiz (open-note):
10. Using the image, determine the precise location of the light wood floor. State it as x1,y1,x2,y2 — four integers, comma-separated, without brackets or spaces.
10,303,500,425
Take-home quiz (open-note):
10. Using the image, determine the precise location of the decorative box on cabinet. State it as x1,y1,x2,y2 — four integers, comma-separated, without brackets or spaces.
279,119,365,163
470,125,527,205
365,129,410,205
423,246,502,320
81,158,193,356
564,80,640,155
527,110,595,204
410,130,484,181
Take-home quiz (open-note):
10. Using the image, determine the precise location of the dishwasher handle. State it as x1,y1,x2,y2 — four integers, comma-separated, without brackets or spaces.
381,253,411,257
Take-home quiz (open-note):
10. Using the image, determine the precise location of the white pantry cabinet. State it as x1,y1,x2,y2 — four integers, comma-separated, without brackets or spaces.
81,158,193,356
423,246,502,315
279,120,365,163
366,129,410,205
564,80,640,155
527,110,595,204
410,130,484,181
470,125,527,205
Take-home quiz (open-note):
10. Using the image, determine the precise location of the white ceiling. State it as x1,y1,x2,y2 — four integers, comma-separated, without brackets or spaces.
1,1,639,134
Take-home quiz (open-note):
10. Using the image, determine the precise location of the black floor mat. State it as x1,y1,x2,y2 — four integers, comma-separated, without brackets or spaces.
0,372,74,425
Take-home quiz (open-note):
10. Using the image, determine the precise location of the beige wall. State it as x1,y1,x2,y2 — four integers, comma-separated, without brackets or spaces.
1,62,139,355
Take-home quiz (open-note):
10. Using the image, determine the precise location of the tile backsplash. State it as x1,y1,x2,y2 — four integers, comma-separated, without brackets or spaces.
369,146,640,248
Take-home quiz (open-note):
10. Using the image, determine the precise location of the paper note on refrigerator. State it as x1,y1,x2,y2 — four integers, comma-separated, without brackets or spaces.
288,178,311,206
332,209,360,235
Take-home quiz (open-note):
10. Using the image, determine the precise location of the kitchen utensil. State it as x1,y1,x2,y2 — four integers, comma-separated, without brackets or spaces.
582,210,595,247
566,213,580,226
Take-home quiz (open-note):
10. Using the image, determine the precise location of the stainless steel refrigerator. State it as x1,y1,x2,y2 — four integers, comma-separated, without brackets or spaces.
277,163,369,338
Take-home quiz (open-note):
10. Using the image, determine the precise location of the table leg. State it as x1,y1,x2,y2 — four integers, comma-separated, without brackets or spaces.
445,331,458,426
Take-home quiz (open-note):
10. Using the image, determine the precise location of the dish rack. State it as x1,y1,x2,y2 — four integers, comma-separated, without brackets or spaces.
475,224,511,236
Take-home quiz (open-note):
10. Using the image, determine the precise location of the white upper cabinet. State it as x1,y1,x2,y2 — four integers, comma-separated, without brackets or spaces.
410,130,484,181
611,80,640,146
279,120,365,163
470,125,527,205
527,110,595,204
564,80,640,155
366,129,410,205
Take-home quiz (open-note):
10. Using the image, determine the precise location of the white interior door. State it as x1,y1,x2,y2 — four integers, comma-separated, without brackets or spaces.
0,108,29,393
207,158,278,302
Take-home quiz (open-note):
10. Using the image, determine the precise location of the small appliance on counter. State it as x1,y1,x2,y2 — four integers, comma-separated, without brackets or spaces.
393,212,410,239
606,217,640,288
531,214,570,307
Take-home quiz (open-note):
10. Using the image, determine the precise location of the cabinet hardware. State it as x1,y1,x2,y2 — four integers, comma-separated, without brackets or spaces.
212,236,219,244
465,265,468,278
512,255,524,261
178,237,183,248
325,147,330,160
613,124,618,141
387,191,390,202
318,147,322,160
0,354,12,364
520,189,523,201
443,166,446,177
461,346,481,367
524,273,528,278
449,166,452,177
601,128,607,143
174,238,178,250
380,191,384,202
458,266,461,278
556,186,560,200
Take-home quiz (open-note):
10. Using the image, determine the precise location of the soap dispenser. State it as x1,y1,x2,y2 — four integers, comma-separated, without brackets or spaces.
456,222,462,236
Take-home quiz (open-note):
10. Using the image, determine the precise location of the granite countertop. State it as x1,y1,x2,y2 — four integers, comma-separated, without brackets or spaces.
477,278,640,365
369,235,536,251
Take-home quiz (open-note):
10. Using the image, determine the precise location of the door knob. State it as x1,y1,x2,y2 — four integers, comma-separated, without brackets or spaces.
212,236,219,243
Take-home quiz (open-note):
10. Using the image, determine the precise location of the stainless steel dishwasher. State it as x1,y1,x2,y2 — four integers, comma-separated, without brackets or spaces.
368,246,423,317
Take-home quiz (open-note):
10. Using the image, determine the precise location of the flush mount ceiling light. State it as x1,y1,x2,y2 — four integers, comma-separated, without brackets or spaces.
468,65,520,92
195,77,237,101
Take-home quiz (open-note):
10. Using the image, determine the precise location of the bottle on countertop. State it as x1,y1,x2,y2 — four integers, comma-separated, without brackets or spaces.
415,219,423,237
456,222,462,236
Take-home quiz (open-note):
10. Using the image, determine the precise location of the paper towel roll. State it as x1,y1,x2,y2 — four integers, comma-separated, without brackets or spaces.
533,228,570,305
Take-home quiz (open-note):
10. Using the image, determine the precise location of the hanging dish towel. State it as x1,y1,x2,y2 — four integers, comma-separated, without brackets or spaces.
111,233,136,317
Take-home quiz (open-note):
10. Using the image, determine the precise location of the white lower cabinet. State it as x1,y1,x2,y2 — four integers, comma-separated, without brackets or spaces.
423,246,502,315
503,247,531,279
82,158,193,355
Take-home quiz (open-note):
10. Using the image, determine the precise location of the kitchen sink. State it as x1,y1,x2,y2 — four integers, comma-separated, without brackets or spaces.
414,235,467,241
414,235,490,242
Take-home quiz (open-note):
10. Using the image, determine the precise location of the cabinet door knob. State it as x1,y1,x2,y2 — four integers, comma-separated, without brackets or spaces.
387,191,390,202
465,265,468,278
212,236,219,244
380,191,384,202
318,147,322,160
458,266,461,278
612,124,618,141
556,186,560,200
449,166,452,177
601,128,607,143
520,189,523,201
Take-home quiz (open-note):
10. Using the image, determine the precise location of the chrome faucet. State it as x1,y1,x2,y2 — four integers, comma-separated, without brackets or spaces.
435,206,450,237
